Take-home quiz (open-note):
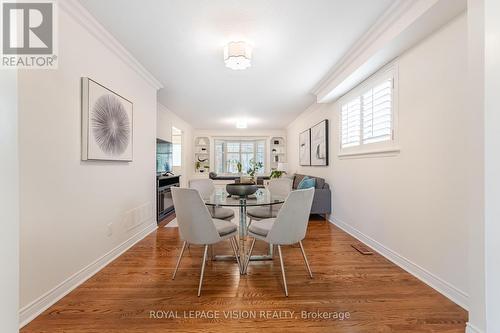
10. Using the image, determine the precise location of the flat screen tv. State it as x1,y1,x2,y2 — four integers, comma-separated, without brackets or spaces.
156,138,173,174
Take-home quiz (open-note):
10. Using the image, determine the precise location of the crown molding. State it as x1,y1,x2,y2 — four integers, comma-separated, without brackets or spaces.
285,101,324,129
58,0,163,90
312,0,412,96
157,102,193,127
313,0,466,103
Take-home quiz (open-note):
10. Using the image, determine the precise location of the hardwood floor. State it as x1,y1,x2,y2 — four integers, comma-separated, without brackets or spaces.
21,215,467,333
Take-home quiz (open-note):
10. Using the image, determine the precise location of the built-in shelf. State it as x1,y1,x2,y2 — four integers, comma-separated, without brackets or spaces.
270,137,286,170
194,137,210,174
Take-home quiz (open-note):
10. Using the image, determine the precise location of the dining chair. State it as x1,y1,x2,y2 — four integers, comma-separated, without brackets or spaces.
246,178,292,224
171,187,241,296
189,179,235,221
244,187,314,296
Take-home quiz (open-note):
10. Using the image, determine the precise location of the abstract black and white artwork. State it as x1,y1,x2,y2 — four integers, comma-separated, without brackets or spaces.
81,78,133,161
311,120,328,166
299,129,311,166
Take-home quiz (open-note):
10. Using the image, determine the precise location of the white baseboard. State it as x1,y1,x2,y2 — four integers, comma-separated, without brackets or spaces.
466,322,484,333
329,216,469,310
19,222,158,328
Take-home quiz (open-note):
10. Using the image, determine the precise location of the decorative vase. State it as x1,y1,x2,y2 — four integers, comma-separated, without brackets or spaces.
226,183,258,197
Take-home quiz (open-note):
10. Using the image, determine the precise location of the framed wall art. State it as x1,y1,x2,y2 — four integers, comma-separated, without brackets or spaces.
310,119,328,166
81,77,133,161
299,128,311,166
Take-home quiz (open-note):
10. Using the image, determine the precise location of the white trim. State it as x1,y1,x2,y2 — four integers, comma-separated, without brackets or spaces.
58,0,163,90
329,216,469,310
313,0,412,97
337,146,400,158
465,322,484,333
19,222,158,328
338,61,400,157
338,61,398,103
212,136,269,141
313,0,466,103
213,137,267,174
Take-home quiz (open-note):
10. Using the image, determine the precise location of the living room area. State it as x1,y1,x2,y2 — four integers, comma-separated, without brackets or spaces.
2,0,500,332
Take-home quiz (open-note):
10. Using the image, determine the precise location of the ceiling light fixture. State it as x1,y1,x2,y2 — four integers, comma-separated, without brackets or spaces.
236,119,248,129
224,41,252,70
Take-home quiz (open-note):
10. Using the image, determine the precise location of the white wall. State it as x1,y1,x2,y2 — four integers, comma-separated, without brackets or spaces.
465,2,500,331
484,0,500,331
192,129,287,177
157,103,194,187
466,0,486,331
287,14,473,308
18,6,158,323
0,71,19,333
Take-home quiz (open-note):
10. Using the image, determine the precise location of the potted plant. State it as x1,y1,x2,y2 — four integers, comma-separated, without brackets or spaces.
236,161,243,174
247,159,263,184
270,170,285,179
195,161,201,172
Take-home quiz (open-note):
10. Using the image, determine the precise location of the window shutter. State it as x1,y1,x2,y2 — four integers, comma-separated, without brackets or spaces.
362,79,392,144
341,97,361,148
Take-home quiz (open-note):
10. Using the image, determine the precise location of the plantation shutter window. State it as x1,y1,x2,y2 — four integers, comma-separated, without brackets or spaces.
339,63,398,155
362,79,393,144
341,97,361,148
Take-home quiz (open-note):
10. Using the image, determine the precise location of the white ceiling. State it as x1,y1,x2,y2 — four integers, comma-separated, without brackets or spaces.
79,0,394,129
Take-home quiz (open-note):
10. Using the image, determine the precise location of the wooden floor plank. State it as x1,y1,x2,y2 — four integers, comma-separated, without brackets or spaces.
21,215,467,332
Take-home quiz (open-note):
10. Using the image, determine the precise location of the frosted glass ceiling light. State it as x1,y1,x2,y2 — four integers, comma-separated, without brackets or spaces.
224,41,252,70
236,119,248,129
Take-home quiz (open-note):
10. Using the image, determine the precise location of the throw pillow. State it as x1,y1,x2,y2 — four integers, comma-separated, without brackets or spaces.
297,176,316,189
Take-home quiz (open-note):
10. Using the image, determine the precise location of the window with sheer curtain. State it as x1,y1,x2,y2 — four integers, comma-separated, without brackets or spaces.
214,139,266,174
172,127,182,167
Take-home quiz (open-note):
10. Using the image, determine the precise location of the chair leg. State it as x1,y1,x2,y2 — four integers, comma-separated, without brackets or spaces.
172,241,187,280
298,241,313,278
229,238,242,274
210,245,215,261
277,245,288,297
246,217,253,231
234,236,240,252
243,238,256,274
198,245,209,297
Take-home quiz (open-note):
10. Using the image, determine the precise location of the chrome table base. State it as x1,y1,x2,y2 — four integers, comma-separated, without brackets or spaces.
211,198,274,273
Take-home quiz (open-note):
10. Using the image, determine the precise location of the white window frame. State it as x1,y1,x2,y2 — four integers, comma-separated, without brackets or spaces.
214,137,267,175
338,61,400,158
172,127,182,167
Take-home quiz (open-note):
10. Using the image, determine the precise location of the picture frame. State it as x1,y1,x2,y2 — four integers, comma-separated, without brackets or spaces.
299,128,311,166
310,119,329,166
81,77,133,161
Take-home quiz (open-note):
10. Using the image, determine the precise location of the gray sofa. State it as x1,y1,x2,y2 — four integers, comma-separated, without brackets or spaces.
292,174,331,220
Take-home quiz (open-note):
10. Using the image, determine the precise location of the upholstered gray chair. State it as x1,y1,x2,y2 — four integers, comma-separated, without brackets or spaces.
189,179,235,220
171,187,241,296
246,178,292,224
244,187,315,296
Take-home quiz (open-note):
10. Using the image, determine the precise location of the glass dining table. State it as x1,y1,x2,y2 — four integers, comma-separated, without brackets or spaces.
204,187,286,274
